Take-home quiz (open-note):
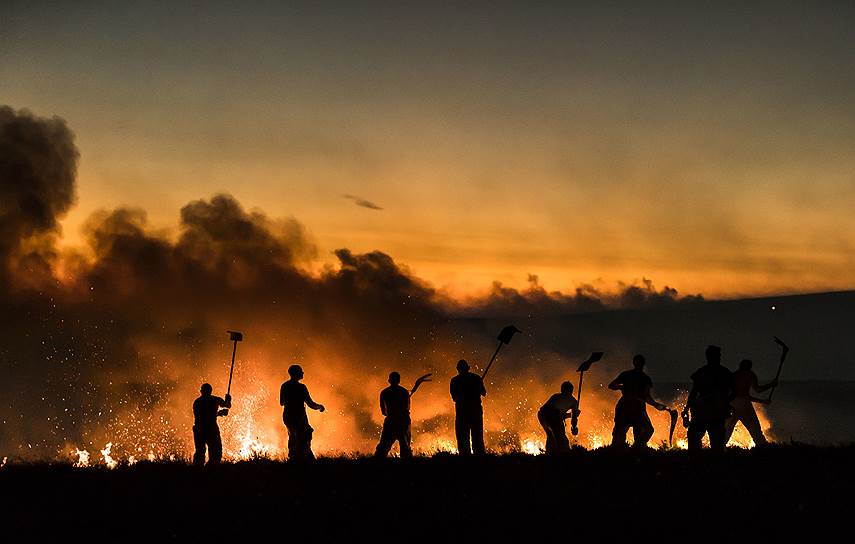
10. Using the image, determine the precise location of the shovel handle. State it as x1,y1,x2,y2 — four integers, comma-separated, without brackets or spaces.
226,340,237,397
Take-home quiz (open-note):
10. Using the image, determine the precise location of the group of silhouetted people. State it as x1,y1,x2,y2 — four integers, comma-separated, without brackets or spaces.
191,344,777,465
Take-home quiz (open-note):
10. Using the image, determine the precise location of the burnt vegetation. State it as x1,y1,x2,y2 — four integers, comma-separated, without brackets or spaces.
1,445,851,539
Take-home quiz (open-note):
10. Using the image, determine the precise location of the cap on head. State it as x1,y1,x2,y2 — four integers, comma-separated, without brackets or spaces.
632,354,646,369
705,345,722,364
288,364,304,378
560,381,574,394
456,359,469,373
389,371,401,385
200,383,213,395
739,359,753,370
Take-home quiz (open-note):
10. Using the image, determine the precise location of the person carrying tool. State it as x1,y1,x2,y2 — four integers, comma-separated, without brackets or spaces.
608,354,669,449
682,345,734,452
537,381,579,454
192,383,231,466
375,372,413,458
450,359,487,455
280,364,325,461
724,359,777,446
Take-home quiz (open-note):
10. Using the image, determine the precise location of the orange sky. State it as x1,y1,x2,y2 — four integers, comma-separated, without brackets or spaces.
4,2,855,299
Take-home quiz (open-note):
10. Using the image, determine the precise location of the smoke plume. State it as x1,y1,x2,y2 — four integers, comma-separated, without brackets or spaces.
2,106,828,461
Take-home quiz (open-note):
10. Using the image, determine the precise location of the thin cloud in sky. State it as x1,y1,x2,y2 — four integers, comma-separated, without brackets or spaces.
343,194,383,210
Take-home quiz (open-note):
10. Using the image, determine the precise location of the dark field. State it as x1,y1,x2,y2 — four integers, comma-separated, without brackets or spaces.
1,445,852,541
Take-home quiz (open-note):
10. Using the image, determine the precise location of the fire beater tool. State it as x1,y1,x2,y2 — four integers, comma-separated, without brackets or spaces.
667,409,678,446
766,336,790,403
409,373,433,397
480,325,522,380
225,330,244,401
573,352,604,436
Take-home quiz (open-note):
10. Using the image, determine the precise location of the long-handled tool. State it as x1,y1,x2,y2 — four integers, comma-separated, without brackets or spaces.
573,352,604,435
766,336,789,403
226,330,244,399
667,409,678,447
409,373,433,397
480,325,522,380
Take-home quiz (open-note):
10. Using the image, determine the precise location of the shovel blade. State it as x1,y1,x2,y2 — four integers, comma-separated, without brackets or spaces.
497,325,522,345
577,351,604,373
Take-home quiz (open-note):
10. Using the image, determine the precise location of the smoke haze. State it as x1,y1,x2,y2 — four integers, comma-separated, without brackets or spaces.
1,106,850,462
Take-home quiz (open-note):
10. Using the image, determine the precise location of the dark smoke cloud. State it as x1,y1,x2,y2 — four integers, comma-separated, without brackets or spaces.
343,194,383,210
0,106,78,284
1,106,849,459
453,274,703,318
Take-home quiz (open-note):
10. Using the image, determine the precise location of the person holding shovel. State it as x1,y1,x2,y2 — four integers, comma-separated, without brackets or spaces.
450,359,487,455
280,364,325,461
724,359,777,446
192,383,231,466
375,372,413,458
537,381,579,454
608,354,669,449
682,345,734,452
375,371,432,458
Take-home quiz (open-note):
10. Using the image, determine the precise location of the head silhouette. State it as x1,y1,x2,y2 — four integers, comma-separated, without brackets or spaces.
705,345,722,365
560,381,574,395
389,371,401,385
288,364,304,380
739,359,753,371
632,354,646,369
200,383,213,396
456,359,469,373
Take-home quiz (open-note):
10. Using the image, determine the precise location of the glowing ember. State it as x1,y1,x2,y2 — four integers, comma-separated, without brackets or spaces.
74,448,90,467
521,438,544,455
235,421,277,460
100,443,117,469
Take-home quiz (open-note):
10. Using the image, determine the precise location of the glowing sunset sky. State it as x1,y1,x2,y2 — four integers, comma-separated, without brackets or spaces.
3,2,854,297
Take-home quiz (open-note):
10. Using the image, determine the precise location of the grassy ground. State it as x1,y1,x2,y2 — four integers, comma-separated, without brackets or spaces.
1,445,851,540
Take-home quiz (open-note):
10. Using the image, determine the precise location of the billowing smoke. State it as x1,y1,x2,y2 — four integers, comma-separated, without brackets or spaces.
0,105,78,286
1,106,812,462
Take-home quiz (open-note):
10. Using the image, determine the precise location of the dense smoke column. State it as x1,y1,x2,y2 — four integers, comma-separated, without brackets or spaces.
0,105,724,460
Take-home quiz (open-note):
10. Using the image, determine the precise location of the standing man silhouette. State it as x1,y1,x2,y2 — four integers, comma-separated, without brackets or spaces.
450,359,487,455
192,383,231,466
725,359,777,446
374,372,413,458
280,364,325,461
683,345,734,452
608,354,669,449
537,381,579,454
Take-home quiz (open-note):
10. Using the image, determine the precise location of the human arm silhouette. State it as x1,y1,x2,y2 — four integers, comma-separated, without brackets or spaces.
682,385,698,419
644,385,667,411
753,374,778,393
214,395,231,417
608,375,623,391
479,376,487,397
305,388,325,412
379,391,387,417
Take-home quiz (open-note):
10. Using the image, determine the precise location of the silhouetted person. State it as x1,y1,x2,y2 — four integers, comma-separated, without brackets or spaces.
682,345,734,452
375,371,413,458
450,359,486,455
537,381,579,454
280,364,325,461
609,354,669,449
192,383,231,466
725,359,777,446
